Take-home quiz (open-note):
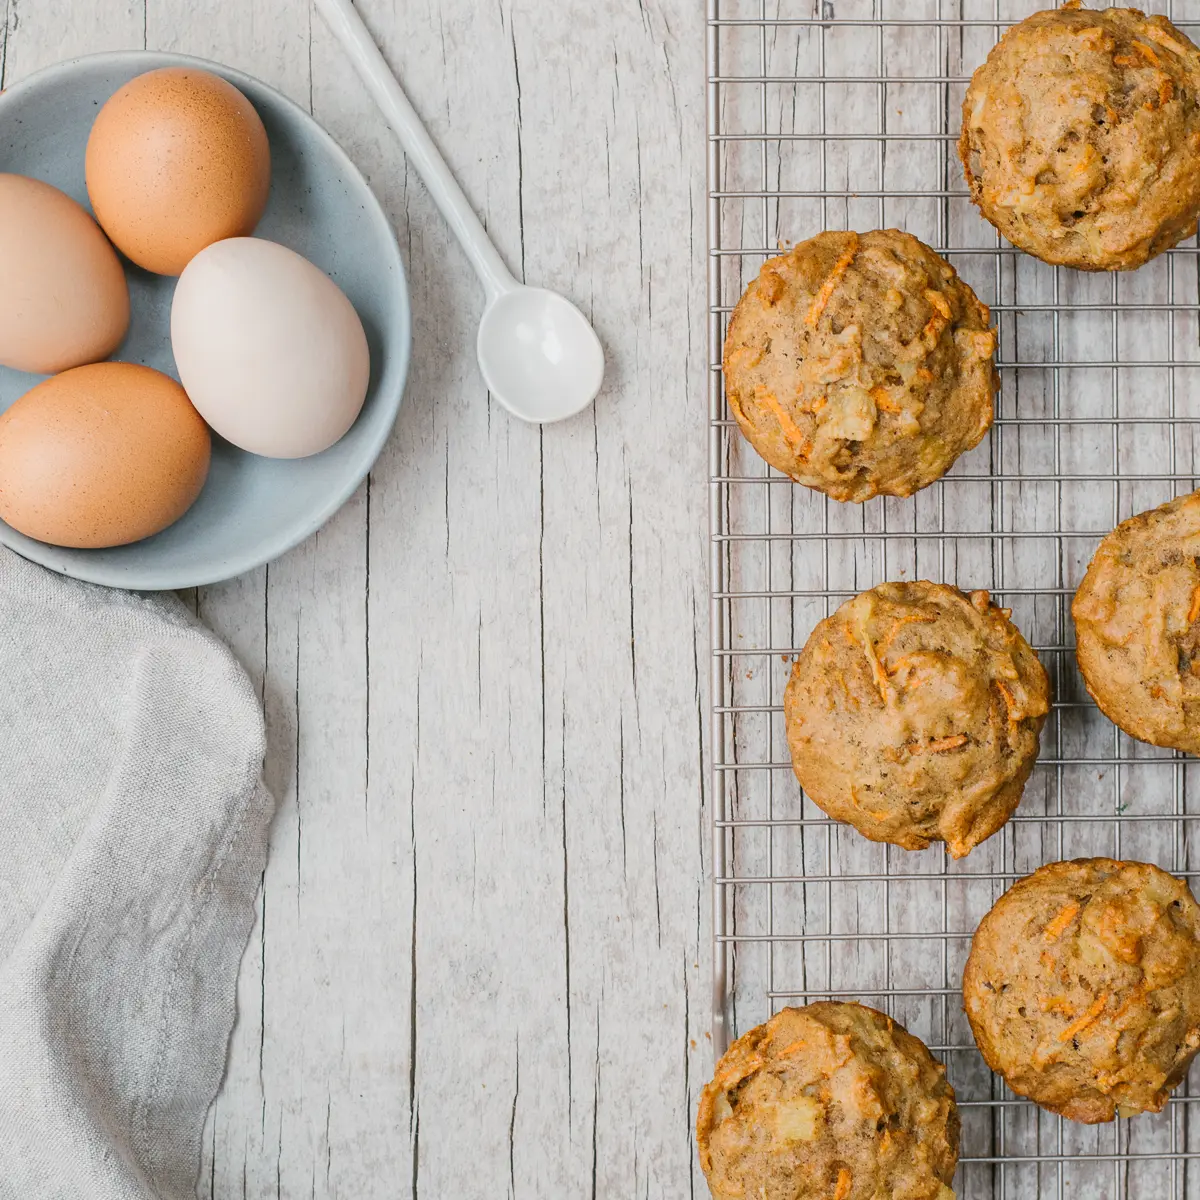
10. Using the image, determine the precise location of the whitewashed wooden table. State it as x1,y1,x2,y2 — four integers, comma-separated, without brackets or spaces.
2,2,709,1195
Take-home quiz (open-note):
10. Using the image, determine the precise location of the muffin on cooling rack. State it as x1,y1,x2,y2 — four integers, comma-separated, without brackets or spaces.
1073,491,1200,754
721,228,997,503
697,1002,958,1200
784,581,1050,858
964,858,1200,1123
960,4,1200,271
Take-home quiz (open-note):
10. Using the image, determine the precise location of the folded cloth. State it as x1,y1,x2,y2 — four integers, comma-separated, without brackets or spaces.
0,549,273,1199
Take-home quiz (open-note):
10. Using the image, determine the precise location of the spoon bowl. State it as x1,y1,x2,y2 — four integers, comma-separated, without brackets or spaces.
477,287,604,424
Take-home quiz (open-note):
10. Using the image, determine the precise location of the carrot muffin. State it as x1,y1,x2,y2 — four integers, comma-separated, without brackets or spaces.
964,858,1200,1123
1073,491,1200,754
960,4,1200,271
784,581,1050,857
722,229,997,502
697,1003,958,1200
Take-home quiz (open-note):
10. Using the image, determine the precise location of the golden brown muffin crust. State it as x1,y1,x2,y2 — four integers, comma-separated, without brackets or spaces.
964,859,1200,1123
784,582,1050,857
1073,491,1200,754
722,229,997,502
697,1003,958,1200
960,4,1200,270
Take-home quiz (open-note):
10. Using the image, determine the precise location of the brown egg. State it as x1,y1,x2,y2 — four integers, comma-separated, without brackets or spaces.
85,67,271,276
0,174,130,374
0,363,211,548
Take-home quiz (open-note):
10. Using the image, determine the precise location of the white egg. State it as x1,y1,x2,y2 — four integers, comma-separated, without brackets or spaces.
170,238,370,458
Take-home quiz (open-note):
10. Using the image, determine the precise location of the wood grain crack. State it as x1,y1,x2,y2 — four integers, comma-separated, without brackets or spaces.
409,768,419,1195
323,1095,331,1189
364,478,371,813
560,695,573,1114
652,813,662,948
410,1106,420,1200
408,768,418,1128
635,113,644,287
618,715,627,879
589,1014,600,1200
691,590,705,862
508,1034,519,1199
274,1110,283,1200
294,622,302,919
258,869,267,1096
683,953,695,1200
510,18,525,280
0,0,12,90
627,476,639,717
539,429,546,821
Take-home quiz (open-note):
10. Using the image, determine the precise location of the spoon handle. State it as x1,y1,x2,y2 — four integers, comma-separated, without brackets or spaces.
314,0,516,301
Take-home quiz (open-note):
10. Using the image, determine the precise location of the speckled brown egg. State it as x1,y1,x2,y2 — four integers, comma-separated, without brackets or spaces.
0,362,211,548
0,173,130,374
85,67,271,276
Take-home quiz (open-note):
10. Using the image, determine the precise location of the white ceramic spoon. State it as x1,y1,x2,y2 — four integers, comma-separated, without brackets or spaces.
315,0,605,424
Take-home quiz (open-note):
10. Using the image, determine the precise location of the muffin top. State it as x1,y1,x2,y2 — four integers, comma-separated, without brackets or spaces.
722,229,996,502
697,1003,958,1200
1073,491,1200,754
964,858,1200,1123
784,581,1050,857
960,4,1200,270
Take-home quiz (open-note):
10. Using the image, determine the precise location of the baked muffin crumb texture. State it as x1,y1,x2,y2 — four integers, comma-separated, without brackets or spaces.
1073,491,1200,755
697,1002,958,1199
723,229,996,502
785,581,1050,858
960,4,1200,270
964,858,1200,1123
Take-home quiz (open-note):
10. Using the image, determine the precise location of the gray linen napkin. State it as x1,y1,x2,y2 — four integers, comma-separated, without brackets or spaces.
0,548,273,1199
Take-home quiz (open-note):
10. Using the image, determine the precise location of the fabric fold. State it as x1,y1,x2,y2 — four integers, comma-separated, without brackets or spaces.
0,549,273,1200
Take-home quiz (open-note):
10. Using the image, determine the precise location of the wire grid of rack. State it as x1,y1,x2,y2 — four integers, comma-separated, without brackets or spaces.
707,2,1200,1196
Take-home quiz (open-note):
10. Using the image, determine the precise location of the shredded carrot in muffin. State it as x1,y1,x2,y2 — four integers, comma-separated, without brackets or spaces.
1111,985,1150,1023
925,288,952,320
1142,23,1193,59
870,386,903,415
1043,902,1080,943
920,313,948,345
1134,40,1163,67
865,652,891,704
834,1168,853,1200
1058,993,1109,1043
756,385,811,461
805,234,859,327
1187,584,1200,624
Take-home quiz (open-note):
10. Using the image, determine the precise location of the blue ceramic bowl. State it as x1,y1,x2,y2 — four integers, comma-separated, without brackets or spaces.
0,51,410,590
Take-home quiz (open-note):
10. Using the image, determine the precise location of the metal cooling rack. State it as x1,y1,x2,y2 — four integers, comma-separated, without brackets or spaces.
707,2,1200,1196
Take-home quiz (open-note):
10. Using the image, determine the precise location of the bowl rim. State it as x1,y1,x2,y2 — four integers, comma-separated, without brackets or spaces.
0,48,411,591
